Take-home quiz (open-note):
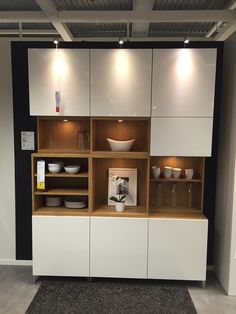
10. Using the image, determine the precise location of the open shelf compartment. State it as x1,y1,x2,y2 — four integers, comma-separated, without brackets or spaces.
91,117,150,153
149,156,204,215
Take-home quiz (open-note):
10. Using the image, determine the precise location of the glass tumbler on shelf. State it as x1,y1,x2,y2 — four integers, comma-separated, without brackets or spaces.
171,183,177,208
78,130,90,150
187,183,193,208
156,183,162,208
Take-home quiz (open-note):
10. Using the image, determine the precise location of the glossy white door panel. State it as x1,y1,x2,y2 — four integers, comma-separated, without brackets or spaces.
28,49,89,116
32,216,89,276
90,217,148,278
152,49,217,117
91,49,152,116
148,218,208,280
150,117,213,156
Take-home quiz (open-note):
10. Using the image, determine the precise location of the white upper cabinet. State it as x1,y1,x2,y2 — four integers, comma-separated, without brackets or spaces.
151,117,213,156
91,49,152,116
28,49,89,116
152,48,217,117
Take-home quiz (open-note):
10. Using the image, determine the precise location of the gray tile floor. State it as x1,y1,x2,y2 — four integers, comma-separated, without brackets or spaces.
0,266,235,314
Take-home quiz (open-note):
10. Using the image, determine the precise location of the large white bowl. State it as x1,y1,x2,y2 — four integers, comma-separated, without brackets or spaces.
64,165,80,174
107,138,135,152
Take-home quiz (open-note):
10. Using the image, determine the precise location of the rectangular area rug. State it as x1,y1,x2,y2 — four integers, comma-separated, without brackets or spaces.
26,279,197,314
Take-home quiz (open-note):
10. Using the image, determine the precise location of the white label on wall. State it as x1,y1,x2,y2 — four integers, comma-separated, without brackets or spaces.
21,131,35,150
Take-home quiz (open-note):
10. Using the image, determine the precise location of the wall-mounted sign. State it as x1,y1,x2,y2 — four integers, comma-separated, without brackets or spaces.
21,131,35,150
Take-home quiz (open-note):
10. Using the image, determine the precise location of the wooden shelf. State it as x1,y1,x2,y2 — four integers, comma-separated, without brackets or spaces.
34,188,89,196
149,210,206,220
32,152,90,158
150,178,202,183
34,172,89,178
33,206,89,216
92,151,149,159
37,149,90,154
92,205,147,217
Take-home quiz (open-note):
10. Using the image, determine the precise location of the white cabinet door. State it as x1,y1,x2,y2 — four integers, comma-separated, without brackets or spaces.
148,218,208,281
150,117,213,156
90,217,148,278
32,216,89,276
28,49,89,116
152,48,217,117
91,49,152,116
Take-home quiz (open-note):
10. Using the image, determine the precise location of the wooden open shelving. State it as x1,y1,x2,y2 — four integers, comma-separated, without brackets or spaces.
32,118,206,218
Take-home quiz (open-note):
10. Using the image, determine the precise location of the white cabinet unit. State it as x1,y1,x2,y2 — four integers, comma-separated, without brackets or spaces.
28,49,89,116
152,48,217,117
148,218,208,280
91,49,152,116
32,216,89,276
150,117,213,156
90,217,148,278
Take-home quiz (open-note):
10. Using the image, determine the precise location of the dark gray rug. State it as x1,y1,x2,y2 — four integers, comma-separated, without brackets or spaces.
26,279,197,314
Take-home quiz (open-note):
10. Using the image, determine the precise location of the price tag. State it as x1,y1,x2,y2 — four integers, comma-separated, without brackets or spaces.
37,160,45,190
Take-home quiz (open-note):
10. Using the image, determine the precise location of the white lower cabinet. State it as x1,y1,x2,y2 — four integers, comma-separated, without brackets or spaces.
32,216,89,276
90,217,148,278
148,218,208,281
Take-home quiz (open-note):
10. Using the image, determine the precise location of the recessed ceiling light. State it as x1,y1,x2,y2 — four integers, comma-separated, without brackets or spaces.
54,39,59,45
118,38,124,45
184,37,190,44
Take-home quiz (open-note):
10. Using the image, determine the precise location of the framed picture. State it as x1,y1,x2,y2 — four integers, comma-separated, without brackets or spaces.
108,168,137,206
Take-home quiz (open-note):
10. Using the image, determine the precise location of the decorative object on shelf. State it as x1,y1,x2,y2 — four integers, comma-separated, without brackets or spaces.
107,138,135,152
185,168,194,179
163,166,173,179
173,168,181,179
64,165,80,174
45,196,61,207
152,166,160,179
64,197,87,209
48,163,61,173
108,168,137,206
109,176,127,212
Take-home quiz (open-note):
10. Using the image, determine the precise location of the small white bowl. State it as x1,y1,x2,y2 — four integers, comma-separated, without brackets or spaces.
64,165,80,174
163,166,173,179
173,168,181,179
48,163,61,173
107,138,135,152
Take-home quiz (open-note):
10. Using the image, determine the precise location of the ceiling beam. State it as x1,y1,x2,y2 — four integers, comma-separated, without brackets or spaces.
132,0,155,38
35,0,73,41
215,21,236,40
58,10,236,23
0,9,235,23
0,29,58,35
0,11,47,22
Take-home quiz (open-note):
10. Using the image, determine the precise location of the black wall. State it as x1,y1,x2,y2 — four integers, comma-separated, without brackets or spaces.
11,41,223,262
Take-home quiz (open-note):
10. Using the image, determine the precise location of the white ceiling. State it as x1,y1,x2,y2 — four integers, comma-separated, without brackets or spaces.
0,0,236,41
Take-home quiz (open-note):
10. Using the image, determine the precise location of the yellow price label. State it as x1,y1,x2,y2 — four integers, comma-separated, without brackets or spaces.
37,182,45,190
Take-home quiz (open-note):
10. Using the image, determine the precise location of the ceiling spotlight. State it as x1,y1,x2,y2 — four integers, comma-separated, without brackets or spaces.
54,39,59,45
184,37,190,44
118,38,124,45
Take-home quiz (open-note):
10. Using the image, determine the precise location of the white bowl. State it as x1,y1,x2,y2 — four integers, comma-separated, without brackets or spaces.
152,166,161,179
107,138,135,152
163,166,173,179
45,196,61,207
173,168,181,179
64,165,80,174
48,163,61,173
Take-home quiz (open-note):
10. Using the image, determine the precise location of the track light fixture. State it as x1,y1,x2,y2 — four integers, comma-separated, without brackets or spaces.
118,38,124,45
184,37,190,44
